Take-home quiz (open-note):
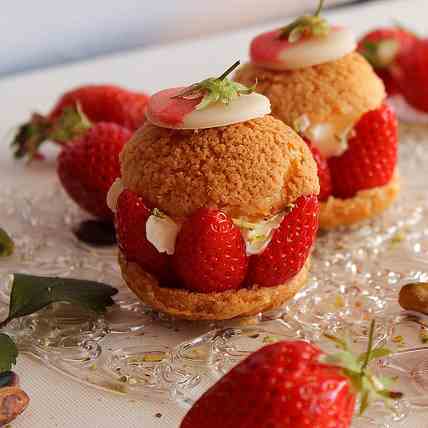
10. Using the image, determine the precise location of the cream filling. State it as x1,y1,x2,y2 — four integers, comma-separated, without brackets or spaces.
146,210,181,255
148,93,271,130
144,212,285,256
233,213,286,255
106,178,125,213
388,95,428,125
272,27,356,71
107,180,286,257
295,114,353,158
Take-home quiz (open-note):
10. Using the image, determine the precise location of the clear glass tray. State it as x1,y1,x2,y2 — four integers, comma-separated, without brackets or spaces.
1,124,428,427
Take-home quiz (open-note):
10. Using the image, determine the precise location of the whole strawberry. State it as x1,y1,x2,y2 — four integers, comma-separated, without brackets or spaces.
247,195,319,287
328,103,397,199
358,27,417,95
180,321,401,428
115,189,173,280
12,85,149,160
57,122,131,220
394,38,428,112
173,208,248,293
303,139,332,201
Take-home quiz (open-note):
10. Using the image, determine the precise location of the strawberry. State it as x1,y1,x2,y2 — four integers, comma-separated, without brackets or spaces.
49,85,149,130
12,85,149,160
394,38,428,112
116,189,172,280
247,195,319,288
180,321,401,428
173,208,248,293
328,103,397,200
303,138,332,201
57,122,131,220
358,27,417,95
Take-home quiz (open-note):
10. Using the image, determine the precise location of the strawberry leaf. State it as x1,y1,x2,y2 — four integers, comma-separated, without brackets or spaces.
0,334,18,373
7,273,118,322
0,228,14,257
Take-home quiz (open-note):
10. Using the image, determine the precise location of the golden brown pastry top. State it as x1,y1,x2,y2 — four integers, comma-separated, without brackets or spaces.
120,115,319,220
234,52,385,132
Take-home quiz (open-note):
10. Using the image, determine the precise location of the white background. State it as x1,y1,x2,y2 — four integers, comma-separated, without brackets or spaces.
1,0,351,77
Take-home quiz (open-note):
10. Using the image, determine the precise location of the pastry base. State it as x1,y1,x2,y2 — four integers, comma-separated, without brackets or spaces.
118,252,310,320
320,173,400,230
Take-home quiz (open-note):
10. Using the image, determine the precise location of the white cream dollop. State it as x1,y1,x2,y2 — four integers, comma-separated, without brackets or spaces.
305,122,351,158
276,27,356,71
234,213,285,255
171,93,271,130
106,178,125,213
146,211,181,255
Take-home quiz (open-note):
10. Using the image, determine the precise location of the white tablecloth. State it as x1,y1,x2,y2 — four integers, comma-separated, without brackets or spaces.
1,1,428,426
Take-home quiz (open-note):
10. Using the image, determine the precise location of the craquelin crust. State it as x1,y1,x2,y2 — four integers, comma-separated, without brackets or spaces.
234,52,386,132
120,116,319,220
319,172,400,229
119,251,310,320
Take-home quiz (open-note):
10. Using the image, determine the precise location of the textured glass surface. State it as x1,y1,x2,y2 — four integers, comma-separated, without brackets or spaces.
1,127,428,427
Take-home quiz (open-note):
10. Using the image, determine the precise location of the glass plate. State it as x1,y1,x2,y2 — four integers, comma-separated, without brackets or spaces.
1,125,428,427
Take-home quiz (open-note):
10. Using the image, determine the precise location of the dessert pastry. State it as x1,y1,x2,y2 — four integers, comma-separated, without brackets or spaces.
108,62,320,320
234,1,399,229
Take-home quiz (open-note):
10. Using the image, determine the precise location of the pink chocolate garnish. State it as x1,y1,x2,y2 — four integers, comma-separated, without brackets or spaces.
147,87,202,127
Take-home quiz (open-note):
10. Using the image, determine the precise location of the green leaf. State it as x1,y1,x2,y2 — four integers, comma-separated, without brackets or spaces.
0,334,18,373
320,350,361,372
7,273,118,321
357,347,392,364
0,228,14,257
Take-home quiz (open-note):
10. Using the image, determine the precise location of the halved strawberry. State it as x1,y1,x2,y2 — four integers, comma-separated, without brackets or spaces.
328,103,397,199
247,195,319,287
303,138,332,202
173,208,248,293
116,189,172,281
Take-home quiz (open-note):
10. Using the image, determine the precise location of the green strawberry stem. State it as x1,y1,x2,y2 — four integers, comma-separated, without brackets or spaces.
218,60,241,81
315,0,325,16
11,103,91,161
279,0,330,42
171,60,256,111
323,319,403,416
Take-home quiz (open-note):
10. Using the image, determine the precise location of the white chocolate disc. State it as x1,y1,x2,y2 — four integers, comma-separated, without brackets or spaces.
148,93,271,130
274,27,356,70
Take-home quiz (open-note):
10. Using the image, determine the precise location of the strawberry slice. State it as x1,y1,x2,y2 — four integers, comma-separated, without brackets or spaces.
146,87,201,127
247,195,319,287
303,138,332,202
116,189,172,281
173,208,248,293
328,103,397,199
